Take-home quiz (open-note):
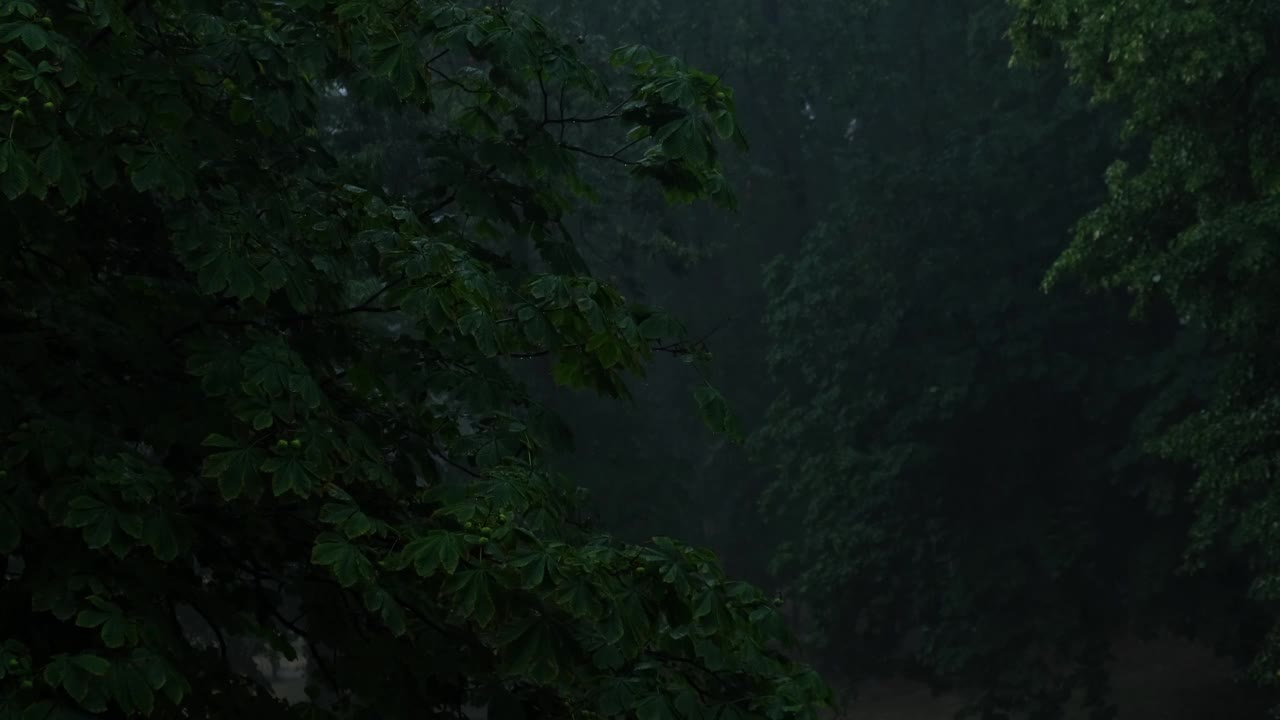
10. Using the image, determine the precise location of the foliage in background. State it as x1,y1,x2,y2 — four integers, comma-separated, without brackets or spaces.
0,1,830,719
1012,0,1280,693
446,0,1280,717
755,0,1270,717
514,0,879,580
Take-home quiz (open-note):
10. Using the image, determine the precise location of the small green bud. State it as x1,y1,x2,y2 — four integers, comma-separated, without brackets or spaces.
465,521,474,530
498,512,508,522
17,96,29,107
290,439,302,448
11,109,24,119
42,101,53,110
480,526,493,534
41,17,53,28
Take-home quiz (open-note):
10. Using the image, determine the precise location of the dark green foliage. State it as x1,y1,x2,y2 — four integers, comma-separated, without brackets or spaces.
515,0,880,581
0,1,830,719
756,1,1263,717
1012,0,1280,692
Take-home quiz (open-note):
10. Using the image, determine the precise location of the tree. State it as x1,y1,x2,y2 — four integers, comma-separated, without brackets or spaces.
754,1,1260,717
0,1,830,719
1011,0,1280,695
514,0,878,581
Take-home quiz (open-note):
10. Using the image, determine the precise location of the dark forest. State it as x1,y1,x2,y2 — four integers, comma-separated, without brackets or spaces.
3,1,1280,718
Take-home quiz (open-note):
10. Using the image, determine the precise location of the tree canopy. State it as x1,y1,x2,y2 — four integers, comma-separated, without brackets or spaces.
0,1,829,719
7,0,1280,718
749,0,1280,717
1012,0,1280,691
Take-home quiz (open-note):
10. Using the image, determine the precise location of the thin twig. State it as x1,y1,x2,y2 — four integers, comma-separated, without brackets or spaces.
559,142,639,166
332,277,406,317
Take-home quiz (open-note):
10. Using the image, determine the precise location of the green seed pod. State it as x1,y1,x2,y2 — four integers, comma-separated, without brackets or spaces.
480,526,493,534
17,96,29,106
290,439,302,448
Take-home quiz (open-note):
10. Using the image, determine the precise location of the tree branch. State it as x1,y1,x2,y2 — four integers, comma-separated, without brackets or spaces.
186,601,230,665
559,142,640,166
541,113,621,127
331,277,406,317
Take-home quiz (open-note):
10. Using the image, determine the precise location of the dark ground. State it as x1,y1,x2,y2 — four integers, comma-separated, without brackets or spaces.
835,636,1266,719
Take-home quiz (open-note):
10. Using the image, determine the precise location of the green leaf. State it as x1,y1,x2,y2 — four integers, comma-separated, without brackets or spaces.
64,496,114,550
321,503,376,538
638,311,683,340
361,587,408,636
597,678,636,716
71,654,111,676
511,550,551,588
251,410,273,430
0,21,47,50
202,447,263,500
141,511,179,562
499,617,556,680
100,616,130,649
242,341,293,397
111,662,154,716
1,142,31,199
22,701,56,720
36,141,62,181
592,643,624,670
311,533,373,587
711,110,735,139
130,650,170,690
127,150,168,193
447,569,496,626
201,433,239,449
264,92,290,128
694,383,742,442
402,531,464,577
636,693,674,720
263,455,313,497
